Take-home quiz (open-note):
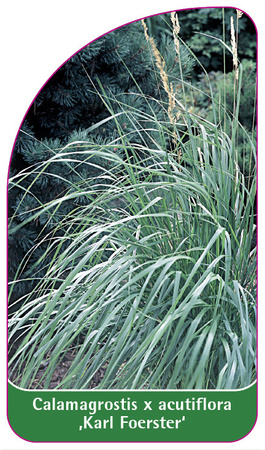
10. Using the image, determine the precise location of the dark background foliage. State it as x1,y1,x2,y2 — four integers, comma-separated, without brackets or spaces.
147,8,256,73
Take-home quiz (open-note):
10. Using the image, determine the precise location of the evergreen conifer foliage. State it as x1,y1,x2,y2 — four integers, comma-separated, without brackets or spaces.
24,21,193,142
8,18,195,304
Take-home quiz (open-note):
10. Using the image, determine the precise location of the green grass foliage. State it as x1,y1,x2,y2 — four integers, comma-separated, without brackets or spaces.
8,12,256,390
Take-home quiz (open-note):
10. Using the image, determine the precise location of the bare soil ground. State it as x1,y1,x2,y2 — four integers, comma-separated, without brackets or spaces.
8,348,108,389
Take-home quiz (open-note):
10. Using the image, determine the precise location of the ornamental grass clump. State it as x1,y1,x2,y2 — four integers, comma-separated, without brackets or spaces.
8,11,256,390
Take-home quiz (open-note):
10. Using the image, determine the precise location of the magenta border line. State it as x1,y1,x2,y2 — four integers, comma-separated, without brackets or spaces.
6,4,258,445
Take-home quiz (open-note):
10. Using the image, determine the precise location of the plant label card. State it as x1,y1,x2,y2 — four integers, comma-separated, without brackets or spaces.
7,6,257,444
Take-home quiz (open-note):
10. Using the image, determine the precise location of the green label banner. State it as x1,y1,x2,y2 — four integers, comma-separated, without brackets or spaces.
8,381,257,442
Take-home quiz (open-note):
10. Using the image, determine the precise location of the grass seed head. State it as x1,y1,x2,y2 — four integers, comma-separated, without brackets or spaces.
230,16,239,80
171,11,180,56
141,19,149,42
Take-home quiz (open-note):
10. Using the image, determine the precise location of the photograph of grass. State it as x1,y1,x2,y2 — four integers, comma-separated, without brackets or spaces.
8,8,257,390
